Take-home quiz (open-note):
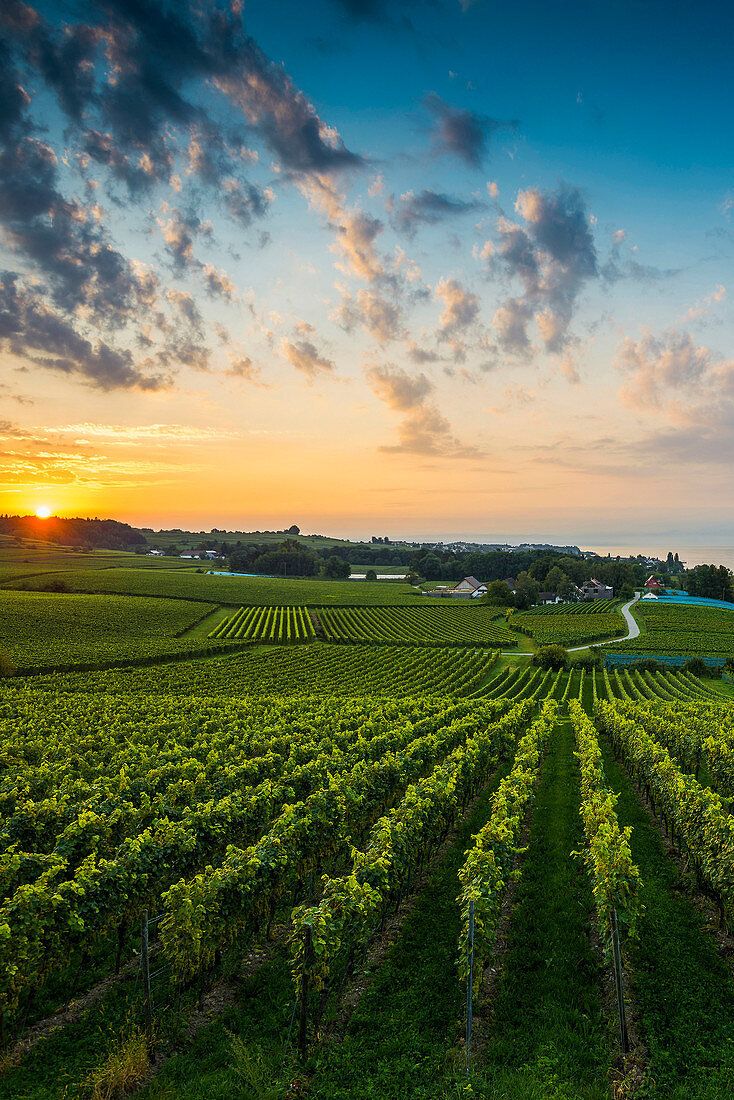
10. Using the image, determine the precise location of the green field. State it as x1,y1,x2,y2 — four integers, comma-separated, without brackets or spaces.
510,601,625,647
4,567,425,605
0,590,233,673
317,604,514,646
612,601,734,658
34,643,498,697
3,559,734,1100
211,604,316,642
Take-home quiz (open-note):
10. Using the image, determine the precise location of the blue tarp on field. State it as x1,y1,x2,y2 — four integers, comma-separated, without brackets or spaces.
642,589,734,611
604,652,727,669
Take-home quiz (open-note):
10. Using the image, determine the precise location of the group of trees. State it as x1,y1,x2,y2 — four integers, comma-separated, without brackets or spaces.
0,515,145,550
228,540,358,580
684,564,734,602
229,539,322,577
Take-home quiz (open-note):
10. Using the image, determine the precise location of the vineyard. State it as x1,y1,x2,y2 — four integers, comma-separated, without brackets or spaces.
0,590,235,673
3,563,734,1100
317,604,514,647
610,601,734,658
510,601,626,647
209,604,315,643
34,644,499,697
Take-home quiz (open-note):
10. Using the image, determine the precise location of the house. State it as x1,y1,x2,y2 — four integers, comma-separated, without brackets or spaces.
645,575,663,589
538,591,560,605
147,549,164,556
180,549,199,559
579,578,613,601
452,576,484,594
424,576,487,598
502,577,517,592
642,591,659,600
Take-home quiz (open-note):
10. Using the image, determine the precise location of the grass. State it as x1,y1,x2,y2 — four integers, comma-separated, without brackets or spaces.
600,734,734,1098
134,948,300,1100
5,569,427,606
469,719,610,1099
0,971,150,1099
304,756,517,1100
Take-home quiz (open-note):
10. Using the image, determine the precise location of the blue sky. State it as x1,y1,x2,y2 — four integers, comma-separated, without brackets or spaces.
0,0,732,543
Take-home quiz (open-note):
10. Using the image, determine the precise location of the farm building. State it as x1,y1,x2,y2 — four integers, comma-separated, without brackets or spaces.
578,578,613,601
645,575,664,589
424,576,488,598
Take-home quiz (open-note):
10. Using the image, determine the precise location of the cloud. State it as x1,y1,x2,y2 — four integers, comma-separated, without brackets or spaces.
221,178,272,226
491,297,532,355
434,276,480,360
435,277,480,336
55,423,238,444
334,288,403,343
423,92,518,168
203,264,236,300
281,337,335,379
406,341,440,364
0,272,169,391
328,0,418,25
482,183,597,355
0,122,162,325
600,228,681,284
333,208,387,283
616,327,721,410
157,206,213,273
679,284,726,323
2,0,359,232
390,189,482,238
613,324,734,467
366,362,482,457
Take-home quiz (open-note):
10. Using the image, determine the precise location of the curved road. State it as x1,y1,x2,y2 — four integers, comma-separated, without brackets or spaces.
499,596,641,655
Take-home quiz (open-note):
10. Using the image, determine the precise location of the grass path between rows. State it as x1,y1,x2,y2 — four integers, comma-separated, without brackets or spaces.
599,736,734,1099
471,719,610,1099
310,719,613,1100
305,756,517,1100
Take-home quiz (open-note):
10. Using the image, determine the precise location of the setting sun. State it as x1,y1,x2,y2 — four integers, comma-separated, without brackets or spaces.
35,506,51,519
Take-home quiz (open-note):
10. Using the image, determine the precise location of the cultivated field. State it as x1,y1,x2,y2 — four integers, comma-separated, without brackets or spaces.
611,600,734,659
0,589,234,673
4,567,425,606
510,599,626,647
2,558,734,1099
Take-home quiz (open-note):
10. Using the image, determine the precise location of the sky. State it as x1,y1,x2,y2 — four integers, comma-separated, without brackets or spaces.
1,0,733,544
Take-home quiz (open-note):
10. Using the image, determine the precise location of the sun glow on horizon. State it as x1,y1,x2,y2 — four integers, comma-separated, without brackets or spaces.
35,506,52,519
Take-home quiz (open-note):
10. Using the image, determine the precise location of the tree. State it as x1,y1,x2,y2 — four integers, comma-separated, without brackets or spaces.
484,580,515,606
421,553,444,580
365,569,377,582
288,524,300,535
544,566,568,595
324,555,350,579
557,574,577,600
515,571,540,610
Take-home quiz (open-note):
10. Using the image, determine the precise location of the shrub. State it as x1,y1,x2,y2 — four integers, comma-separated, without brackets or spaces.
532,644,568,670
628,658,662,673
683,656,710,678
570,651,602,671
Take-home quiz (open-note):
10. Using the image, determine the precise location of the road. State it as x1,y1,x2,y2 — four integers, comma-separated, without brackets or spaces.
498,597,641,655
